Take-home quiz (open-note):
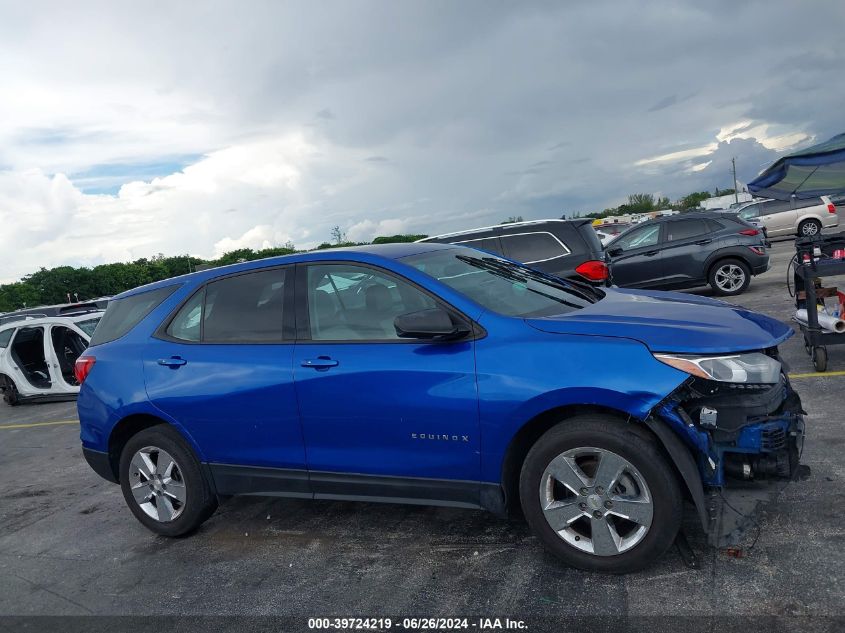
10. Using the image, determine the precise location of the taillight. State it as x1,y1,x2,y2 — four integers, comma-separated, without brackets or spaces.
575,260,609,281
828,203,836,214
739,228,759,236
74,356,96,384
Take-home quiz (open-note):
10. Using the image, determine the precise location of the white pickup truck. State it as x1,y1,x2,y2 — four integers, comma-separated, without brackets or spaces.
732,196,838,237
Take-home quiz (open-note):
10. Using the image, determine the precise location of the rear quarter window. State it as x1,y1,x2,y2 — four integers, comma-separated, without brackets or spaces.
89,285,179,346
0,328,13,348
500,232,570,263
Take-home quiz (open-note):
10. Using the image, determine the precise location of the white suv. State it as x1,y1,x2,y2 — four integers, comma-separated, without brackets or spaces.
733,196,838,237
0,313,102,405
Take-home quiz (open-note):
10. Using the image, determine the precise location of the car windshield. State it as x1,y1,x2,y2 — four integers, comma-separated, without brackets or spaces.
402,248,603,318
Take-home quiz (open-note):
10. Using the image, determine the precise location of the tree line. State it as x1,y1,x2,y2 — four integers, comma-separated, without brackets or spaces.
0,232,428,313
570,188,735,220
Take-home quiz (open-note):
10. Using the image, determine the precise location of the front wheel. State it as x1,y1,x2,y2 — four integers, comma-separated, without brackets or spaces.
519,416,682,573
709,258,751,296
119,425,217,536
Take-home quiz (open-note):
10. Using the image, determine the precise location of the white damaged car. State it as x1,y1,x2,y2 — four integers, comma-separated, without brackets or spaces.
0,313,102,405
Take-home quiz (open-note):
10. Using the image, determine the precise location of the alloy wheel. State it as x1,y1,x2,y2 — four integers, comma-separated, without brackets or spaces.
128,446,187,522
714,264,746,293
539,447,653,556
801,222,820,236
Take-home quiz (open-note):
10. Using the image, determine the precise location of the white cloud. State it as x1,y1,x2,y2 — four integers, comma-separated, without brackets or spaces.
0,1,843,286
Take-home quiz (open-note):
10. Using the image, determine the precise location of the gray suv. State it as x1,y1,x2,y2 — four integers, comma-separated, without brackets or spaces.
606,212,769,296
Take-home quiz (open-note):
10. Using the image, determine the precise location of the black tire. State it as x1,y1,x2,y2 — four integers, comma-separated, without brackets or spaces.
519,415,682,573
708,258,751,296
812,346,828,372
119,425,217,537
798,219,822,237
1,376,20,406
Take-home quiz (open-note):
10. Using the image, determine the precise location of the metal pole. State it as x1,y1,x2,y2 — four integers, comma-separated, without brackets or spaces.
732,157,739,204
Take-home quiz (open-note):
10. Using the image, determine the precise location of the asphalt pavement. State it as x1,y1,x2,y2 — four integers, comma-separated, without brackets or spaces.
0,238,843,626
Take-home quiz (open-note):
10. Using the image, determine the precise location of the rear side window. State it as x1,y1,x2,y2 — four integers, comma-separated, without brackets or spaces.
167,269,287,343
665,219,708,241
501,232,569,263
89,285,179,346
75,317,101,337
456,237,503,256
759,199,793,214
0,328,13,348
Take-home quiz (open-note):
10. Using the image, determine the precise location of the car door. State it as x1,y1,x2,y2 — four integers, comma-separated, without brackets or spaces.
757,199,796,236
292,261,480,502
143,267,308,493
606,223,665,288
658,218,715,288
46,323,89,391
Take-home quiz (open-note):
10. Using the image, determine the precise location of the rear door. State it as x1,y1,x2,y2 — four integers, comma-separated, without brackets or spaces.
606,223,665,288
658,218,714,287
757,199,796,236
144,267,307,492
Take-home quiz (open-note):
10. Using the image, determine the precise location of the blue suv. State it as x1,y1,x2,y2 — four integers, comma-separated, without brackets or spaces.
76,243,805,572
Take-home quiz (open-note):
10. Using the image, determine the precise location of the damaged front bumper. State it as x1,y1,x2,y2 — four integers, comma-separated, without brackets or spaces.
650,367,806,547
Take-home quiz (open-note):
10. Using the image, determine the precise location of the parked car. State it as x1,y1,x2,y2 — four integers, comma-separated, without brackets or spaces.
731,196,838,237
76,243,804,572
418,219,608,285
0,312,102,405
605,212,768,296
594,223,630,247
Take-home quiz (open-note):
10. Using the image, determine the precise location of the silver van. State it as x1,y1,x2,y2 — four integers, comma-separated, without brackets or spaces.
733,196,838,237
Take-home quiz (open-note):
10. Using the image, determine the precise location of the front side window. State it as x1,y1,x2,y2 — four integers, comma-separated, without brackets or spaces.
665,219,708,241
167,269,287,343
500,232,569,263
738,204,760,220
612,224,660,250
403,248,602,318
307,264,437,341
0,328,13,348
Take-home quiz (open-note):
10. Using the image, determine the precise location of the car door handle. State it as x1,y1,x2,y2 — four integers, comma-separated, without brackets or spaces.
158,357,187,368
644,250,659,256
301,357,339,370
694,239,712,245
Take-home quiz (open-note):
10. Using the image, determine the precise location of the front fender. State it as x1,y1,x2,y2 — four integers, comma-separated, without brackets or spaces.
474,326,688,482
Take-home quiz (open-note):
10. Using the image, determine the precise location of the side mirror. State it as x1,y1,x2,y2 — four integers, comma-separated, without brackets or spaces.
394,308,470,340
607,247,623,257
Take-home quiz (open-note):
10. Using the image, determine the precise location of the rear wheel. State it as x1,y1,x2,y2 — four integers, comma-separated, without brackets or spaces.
519,416,682,573
119,425,217,536
709,258,751,296
1,376,20,406
798,219,822,237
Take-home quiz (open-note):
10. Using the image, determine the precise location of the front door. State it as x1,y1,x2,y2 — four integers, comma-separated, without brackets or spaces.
607,223,665,288
292,262,480,503
144,267,307,494
658,218,716,288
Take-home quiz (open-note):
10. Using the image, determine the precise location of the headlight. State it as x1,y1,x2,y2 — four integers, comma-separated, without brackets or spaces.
654,352,781,384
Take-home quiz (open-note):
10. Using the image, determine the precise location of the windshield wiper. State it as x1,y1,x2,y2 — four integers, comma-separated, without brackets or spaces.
456,255,602,303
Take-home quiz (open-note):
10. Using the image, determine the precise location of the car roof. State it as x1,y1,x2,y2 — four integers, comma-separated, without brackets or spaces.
419,218,591,242
0,312,103,331
113,243,459,299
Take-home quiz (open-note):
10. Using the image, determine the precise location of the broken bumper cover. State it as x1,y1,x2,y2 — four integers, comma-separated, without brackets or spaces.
654,373,806,546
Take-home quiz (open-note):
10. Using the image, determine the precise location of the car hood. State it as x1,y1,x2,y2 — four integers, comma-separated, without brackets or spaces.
526,288,793,354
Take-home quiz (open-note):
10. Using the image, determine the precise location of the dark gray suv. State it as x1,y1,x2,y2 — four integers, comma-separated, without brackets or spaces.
418,219,608,285
606,212,769,296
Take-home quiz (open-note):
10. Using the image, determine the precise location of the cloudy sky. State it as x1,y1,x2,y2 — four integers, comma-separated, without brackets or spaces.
1,0,843,283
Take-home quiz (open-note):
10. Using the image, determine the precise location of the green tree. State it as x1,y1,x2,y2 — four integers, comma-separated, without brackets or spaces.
626,193,656,213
